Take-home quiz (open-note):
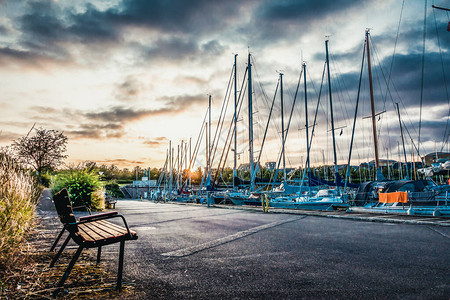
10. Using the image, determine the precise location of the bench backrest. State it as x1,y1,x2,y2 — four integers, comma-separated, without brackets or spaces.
53,188,77,225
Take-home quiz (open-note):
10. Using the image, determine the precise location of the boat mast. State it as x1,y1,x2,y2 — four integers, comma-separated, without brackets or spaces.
396,102,409,179
189,137,192,190
233,54,238,190
168,140,172,193
177,144,180,191
325,39,339,187
280,72,286,181
248,53,255,192
303,62,311,177
208,94,211,177
366,29,381,170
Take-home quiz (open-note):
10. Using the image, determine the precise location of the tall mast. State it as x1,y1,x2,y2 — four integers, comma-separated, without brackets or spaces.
177,144,180,190
170,143,174,193
233,54,238,190
280,72,286,181
189,137,192,189
208,94,212,175
303,62,310,175
396,102,409,179
248,53,255,192
366,29,380,169
325,39,339,184
184,140,187,171
168,140,172,192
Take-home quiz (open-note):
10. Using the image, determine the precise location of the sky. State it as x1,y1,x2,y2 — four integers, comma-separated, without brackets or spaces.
0,0,449,170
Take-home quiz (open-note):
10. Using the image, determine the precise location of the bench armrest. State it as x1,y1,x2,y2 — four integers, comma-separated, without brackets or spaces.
72,205,92,215
77,213,134,238
79,211,118,221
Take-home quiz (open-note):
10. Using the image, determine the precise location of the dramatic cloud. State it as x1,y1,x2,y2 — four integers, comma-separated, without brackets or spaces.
0,0,448,168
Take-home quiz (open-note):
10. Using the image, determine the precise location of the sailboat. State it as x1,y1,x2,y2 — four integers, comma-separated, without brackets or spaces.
270,39,354,211
228,52,258,205
349,19,450,216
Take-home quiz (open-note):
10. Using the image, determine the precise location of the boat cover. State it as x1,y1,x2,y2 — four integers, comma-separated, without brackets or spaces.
379,191,408,203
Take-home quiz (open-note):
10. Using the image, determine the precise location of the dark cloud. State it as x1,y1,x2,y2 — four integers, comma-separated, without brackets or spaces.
137,37,227,63
380,51,450,107
140,37,199,61
0,46,35,62
85,107,161,123
67,123,125,139
306,30,450,114
160,94,207,108
0,46,69,68
19,1,118,46
20,1,65,41
115,75,142,102
109,0,245,35
0,24,8,34
249,0,373,44
69,4,120,44
85,94,206,123
8,0,234,67
17,93,206,141
257,0,362,22
201,40,226,57
66,93,206,139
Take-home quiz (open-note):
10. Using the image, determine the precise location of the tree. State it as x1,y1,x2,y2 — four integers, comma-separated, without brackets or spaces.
12,127,68,178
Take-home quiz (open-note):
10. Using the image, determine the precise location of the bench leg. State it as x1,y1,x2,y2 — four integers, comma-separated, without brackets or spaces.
50,227,66,252
116,241,125,290
57,246,83,287
50,235,71,267
97,246,102,264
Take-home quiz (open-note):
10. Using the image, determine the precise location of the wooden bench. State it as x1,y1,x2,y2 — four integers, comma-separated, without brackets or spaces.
50,188,138,289
105,196,117,209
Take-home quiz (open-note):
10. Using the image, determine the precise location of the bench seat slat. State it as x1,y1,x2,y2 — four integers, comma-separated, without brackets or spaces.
83,222,115,239
78,223,110,241
79,223,122,241
74,219,137,247
96,220,136,235
94,220,128,234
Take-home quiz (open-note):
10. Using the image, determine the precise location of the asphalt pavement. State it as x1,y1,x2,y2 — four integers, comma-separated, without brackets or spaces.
39,194,450,299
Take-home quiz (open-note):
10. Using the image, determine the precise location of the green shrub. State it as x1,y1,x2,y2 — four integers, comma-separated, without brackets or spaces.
104,181,124,198
0,152,42,260
51,169,102,210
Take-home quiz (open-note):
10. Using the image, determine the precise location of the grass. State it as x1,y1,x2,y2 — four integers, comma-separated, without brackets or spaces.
0,152,41,262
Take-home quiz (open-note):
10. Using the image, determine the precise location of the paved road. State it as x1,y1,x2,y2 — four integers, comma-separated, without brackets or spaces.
101,200,450,299
39,194,450,299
